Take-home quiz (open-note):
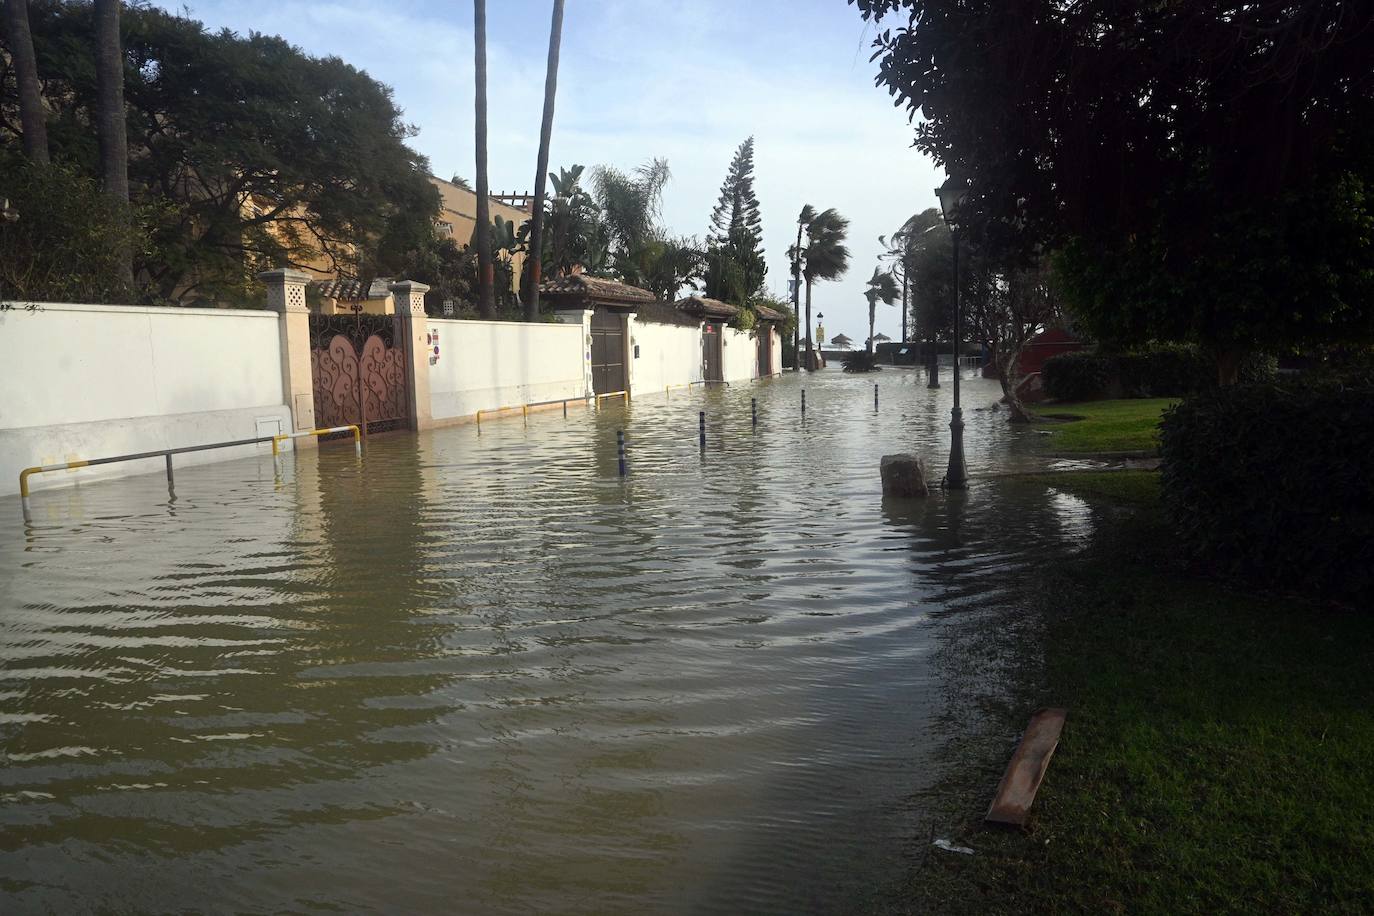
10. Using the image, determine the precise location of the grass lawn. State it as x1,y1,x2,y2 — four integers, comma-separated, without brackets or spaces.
1032,398,1177,454
903,472,1374,914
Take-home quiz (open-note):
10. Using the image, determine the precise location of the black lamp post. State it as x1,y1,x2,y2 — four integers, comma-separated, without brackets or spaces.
935,177,968,489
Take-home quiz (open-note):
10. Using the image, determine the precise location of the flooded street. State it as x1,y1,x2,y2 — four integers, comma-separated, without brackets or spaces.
1,370,1095,914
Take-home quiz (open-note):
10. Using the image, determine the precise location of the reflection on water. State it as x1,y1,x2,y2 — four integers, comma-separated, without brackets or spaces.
2,370,1098,914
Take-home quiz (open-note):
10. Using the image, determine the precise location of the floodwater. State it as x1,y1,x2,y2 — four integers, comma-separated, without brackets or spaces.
1,369,1100,914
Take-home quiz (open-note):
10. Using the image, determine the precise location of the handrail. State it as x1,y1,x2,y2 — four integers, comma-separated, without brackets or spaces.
594,390,629,407
19,433,277,517
272,425,361,457
664,381,702,397
476,396,590,429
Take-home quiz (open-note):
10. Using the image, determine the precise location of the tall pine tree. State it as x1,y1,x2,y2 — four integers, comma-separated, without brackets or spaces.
704,137,766,304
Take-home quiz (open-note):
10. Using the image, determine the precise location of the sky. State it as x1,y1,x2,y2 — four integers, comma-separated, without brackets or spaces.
150,0,946,344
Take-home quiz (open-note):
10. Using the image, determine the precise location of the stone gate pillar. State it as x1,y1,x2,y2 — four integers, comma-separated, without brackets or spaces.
259,268,316,434
390,281,432,431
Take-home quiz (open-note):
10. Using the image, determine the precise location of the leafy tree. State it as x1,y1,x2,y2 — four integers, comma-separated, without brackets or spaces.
0,152,147,303
800,208,850,367
616,234,704,302
863,266,899,354
521,0,564,319
535,165,609,279
6,1,439,304
854,0,1374,382
964,261,1061,422
788,204,816,368
704,137,767,304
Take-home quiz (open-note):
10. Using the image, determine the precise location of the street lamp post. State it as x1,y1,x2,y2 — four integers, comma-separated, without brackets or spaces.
935,178,968,489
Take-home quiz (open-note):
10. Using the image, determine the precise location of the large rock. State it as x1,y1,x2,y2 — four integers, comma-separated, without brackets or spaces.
881,454,930,498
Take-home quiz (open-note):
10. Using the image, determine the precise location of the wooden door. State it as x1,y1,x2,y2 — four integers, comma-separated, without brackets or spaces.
590,309,626,394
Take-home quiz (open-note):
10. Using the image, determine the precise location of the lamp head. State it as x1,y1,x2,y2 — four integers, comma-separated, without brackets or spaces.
935,178,968,224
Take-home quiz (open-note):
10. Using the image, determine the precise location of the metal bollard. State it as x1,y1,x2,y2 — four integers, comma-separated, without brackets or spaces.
699,410,706,449
751,397,757,427
563,399,568,418
875,383,879,410
617,430,627,477
801,389,806,414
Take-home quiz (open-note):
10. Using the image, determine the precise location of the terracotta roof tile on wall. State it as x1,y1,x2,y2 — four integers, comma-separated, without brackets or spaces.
675,295,740,320
540,274,656,308
753,304,786,322
636,299,701,326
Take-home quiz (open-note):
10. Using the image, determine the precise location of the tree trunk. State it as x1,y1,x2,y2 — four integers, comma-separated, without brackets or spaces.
1214,346,1243,386
5,0,49,164
522,0,564,321
867,297,875,354
472,0,494,319
899,267,908,343
997,341,1034,423
804,279,814,370
791,224,803,371
93,0,133,292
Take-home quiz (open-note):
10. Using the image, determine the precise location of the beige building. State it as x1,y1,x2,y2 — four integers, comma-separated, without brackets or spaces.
430,176,532,296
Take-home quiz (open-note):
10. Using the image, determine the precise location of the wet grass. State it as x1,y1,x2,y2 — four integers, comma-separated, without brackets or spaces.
1033,398,1177,454
896,474,1374,915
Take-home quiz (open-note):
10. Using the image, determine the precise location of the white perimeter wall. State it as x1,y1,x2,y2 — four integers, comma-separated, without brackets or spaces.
1,302,290,496
428,319,586,420
722,326,759,384
630,320,702,396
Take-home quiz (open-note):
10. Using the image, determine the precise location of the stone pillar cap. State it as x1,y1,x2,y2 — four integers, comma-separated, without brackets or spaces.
257,267,313,283
389,280,431,294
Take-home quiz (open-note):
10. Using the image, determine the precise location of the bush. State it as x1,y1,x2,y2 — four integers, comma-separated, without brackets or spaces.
1160,380,1374,604
1043,344,1278,401
1041,352,1115,400
842,350,881,373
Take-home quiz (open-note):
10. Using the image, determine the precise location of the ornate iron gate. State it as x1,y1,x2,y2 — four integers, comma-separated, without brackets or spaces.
309,313,411,434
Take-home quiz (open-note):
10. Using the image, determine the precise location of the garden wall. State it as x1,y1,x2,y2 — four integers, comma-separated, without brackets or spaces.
630,318,703,396
426,318,587,421
0,302,290,495
722,326,759,383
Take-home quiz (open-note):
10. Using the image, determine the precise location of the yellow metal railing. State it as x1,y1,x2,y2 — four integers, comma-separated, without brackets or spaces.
272,425,361,457
19,433,279,519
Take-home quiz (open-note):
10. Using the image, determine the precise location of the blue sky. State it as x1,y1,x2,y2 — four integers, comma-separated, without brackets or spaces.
153,0,944,342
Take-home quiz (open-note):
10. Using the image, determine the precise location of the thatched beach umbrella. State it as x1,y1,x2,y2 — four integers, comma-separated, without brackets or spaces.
830,333,854,349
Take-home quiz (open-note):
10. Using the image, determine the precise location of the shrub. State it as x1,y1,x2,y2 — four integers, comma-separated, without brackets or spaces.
1160,380,1374,604
1041,352,1115,400
842,350,881,373
1044,344,1278,401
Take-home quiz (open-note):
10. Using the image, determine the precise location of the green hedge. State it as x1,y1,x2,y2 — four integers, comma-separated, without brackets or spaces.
1042,345,1276,401
1160,381,1374,604
1041,353,1116,400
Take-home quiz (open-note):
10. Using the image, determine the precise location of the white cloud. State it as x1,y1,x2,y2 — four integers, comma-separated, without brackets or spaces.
157,0,946,342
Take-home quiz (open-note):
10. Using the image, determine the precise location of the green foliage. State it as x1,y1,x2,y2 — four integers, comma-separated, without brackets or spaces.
1041,352,1115,401
854,0,1374,363
8,1,438,303
616,235,704,302
538,165,609,278
0,154,145,303
704,137,767,304
841,350,879,373
593,158,669,263
753,293,795,339
1043,345,1278,401
1161,381,1374,603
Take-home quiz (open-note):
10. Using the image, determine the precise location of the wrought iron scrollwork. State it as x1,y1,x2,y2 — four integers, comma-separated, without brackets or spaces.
308,313,409,433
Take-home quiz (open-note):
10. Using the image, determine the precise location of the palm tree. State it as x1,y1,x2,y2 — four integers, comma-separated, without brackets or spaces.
94,0,133,290
4,0,49,164
472,0,494,318
522,0,565,320
801,208,850,369
790,205,816,369
864,267,900,354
